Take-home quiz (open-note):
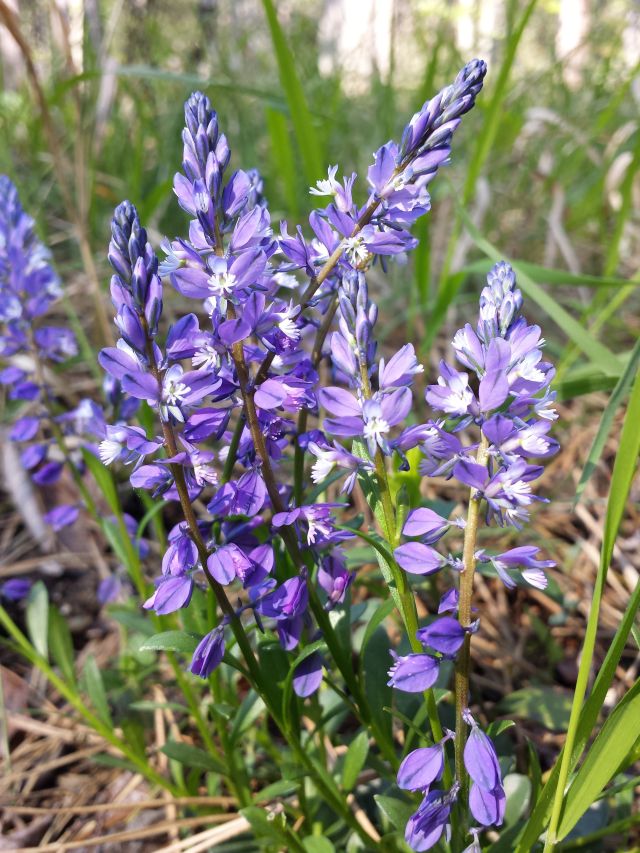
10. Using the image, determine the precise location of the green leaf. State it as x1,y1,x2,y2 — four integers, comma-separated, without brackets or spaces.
375,794,415,831
26,581,49,659
260,0,323,184
139,631,200,654
503,774,532,826
302,838,335,853
557,680,640,839
83,655,112,726
161,740,225,774
341,730,369,792
107,604,154,636
359,596,395,659
239,806,293,846
266,106,300,218
462,257,633,290
48,605,75,684
230,690,266,745
517,366,640,850
363,627,392,740
254,778,298,803
499,687,573,731
81,448,120,515
486,719,516,738
575,335,640,503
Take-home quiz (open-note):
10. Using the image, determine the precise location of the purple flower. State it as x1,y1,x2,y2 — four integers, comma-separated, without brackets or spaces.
394,542,444,576
397,740,447,792
464,727,502,788
190,627,225,678
402,507,450,543
417,616,474,656
257,574,308,621
98,575,122,605
143,575,194,615
207,543,252,585
43,504,79,531
10,416,40,442
405,787,458,852
292,652,324,698
317,553,354,609
272,504,341,546
469,782,506,827
0,577,31,601
387,651,440,692
438,588,459,614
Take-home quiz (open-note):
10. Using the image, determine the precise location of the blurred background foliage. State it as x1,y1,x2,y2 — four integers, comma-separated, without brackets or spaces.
0,0,638,378
1,5,640,848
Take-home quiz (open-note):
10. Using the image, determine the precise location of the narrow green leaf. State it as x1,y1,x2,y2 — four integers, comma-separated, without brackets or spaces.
81,448,120,515
503,774,532,827
461,258,633,289
341,730,369,792
303,838,335,853
359,596,395,659
83,655,112,726
230,690,266,745
375,794,415,830
575,336,640,503
557,681,640,839
518,367,640,850
26,581,49,659
499,687,573,731
260,0,323,184
240,806,295,846
363,627,392,740
139,631,200,654
48,605,75,684
266,106,300,217
161,740,225,774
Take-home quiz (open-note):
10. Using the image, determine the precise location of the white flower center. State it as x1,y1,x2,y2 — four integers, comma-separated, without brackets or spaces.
164,380,190,406
99,439,122,466
364,414,390,447
342,236,369,267
208,271,237,295
503,480,532,504
192,343,220,370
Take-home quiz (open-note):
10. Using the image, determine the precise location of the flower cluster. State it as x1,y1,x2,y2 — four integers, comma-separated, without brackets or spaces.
0,176,82,549
94,62,487,696
388,262,557,849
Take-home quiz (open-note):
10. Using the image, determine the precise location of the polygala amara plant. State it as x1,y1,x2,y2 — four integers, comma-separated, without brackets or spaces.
0,58,570,852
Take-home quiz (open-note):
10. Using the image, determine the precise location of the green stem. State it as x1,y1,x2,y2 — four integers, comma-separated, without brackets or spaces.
454,433,489,794
357,350,446,755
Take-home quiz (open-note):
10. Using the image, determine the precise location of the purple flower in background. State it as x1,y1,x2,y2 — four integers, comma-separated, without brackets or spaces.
0,577,31,601
43,504,80,531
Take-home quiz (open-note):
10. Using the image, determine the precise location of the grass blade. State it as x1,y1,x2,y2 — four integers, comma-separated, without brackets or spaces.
557,679,640,840
574,336,640,504
536,365,640,852
260,0,324,184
